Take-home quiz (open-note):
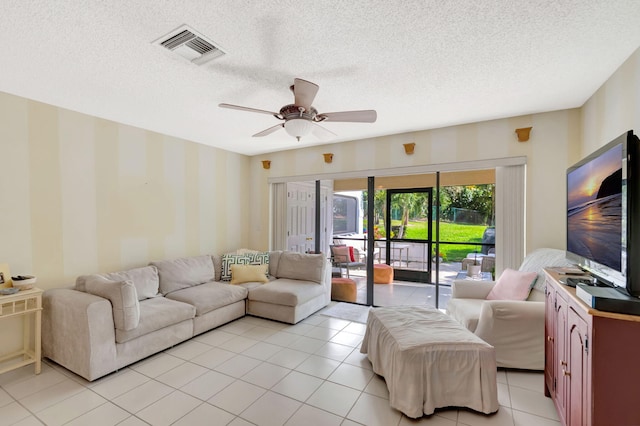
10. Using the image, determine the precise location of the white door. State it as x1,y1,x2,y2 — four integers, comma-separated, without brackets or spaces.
319,185,333,255
286,182,315,253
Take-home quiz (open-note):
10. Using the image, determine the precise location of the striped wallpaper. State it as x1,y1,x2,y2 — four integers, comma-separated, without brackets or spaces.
0,93,250,291
249,47,640,255
249,109,582,254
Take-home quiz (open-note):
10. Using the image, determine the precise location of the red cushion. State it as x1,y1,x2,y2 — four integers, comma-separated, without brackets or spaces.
348,246,355,262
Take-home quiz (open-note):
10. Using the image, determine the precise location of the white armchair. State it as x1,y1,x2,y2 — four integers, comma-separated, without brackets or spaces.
446,248,572,370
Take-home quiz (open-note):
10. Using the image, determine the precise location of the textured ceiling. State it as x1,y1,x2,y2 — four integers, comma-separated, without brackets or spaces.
1,1,640,156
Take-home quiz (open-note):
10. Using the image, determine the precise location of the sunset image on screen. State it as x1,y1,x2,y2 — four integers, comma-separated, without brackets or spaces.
567,145,622,210
567,144,623,271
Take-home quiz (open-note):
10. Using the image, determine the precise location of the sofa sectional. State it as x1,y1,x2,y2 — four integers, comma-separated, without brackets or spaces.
42,250,330,381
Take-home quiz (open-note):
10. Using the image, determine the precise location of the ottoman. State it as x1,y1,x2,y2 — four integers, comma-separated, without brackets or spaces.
360,306,498,418
373,264,393,284
331,277,357,302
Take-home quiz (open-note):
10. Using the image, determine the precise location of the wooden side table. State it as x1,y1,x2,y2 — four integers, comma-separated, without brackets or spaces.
0,287,43,375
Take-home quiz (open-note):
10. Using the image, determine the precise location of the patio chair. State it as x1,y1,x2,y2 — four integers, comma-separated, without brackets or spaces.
330,244,365,278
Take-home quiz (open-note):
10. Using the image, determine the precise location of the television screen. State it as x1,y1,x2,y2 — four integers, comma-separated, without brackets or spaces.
567,144,623,272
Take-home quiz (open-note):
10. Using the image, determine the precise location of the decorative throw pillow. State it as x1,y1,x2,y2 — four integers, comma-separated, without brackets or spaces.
220,254,252,281
248,251,269,265
348,246,356,262
486,268,538,301
230,264,269,284
84,276,140,331
332,246,351,263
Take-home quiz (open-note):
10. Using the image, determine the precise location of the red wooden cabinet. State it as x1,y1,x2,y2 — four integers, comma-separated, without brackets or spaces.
544,285,555,399
544,270,640,426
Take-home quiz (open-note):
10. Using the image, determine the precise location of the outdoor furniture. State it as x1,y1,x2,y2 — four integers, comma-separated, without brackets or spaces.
333,235,380,263
377,242,410,267
361,306,498,418
331,277,357,302
329,245,365,278
462,254,495,273
455,271,493,281
373,264,393,284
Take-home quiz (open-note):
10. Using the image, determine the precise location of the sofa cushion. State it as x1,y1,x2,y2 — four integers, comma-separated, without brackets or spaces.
211,255,223,282
231,264,269,284
248,279,325,307
220,254,252,281
234,281,265,291
76,265,159,301
115,297,195,344
268,251,282,277
487,268,537,301
84,276,140,331
276,252,325,284
165,282,248,316
151,255,215,295
446,298,484,333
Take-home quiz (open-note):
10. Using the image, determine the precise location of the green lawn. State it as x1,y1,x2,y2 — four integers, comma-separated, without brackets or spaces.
378,220,489,262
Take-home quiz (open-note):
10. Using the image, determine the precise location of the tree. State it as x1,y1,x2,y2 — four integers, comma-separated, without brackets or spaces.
363,190,387,227
439,184,494,225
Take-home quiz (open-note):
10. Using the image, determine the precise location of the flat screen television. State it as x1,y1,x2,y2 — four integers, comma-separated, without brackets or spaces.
566,130,640,297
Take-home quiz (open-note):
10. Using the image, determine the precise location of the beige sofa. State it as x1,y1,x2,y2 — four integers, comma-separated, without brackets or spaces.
42,251,330,381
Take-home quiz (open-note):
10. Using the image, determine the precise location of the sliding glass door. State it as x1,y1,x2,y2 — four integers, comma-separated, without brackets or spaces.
383,188,433,283
278,168,501,310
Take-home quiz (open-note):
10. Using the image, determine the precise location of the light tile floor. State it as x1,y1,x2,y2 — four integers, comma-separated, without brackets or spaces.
0,310,559,426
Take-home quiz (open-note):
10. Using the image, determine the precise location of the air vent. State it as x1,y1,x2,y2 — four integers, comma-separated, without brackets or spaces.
154,25,225,65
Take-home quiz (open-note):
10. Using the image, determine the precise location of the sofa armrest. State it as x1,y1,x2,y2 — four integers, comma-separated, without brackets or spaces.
322,258,332,304
474,300,545,370
451,280,495,299
42,288,118,381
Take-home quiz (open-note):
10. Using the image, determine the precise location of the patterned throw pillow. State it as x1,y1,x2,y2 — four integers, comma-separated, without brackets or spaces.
220,254,251,281
248,252,270,275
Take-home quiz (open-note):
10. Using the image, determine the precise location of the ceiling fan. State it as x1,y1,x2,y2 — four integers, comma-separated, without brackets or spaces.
219,78,377,141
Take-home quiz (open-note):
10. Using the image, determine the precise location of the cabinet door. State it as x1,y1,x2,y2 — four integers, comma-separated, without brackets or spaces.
568,307,589,426
555,292,569,426
544,282,555,398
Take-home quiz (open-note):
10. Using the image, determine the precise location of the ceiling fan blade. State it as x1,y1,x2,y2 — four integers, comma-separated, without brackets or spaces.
219,103,279,116
310,121,337,141
317,110,377,123
292,78,319,111
253,123,284,137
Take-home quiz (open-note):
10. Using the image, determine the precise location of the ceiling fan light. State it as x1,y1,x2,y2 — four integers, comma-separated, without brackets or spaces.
284,118,313,140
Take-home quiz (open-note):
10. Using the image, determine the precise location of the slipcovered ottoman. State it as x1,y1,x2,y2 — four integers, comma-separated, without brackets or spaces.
373,264,393,284
331,277,357,302
361,306,498,418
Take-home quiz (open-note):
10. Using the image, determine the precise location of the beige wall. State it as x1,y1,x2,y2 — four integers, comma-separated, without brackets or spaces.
581,47,640,156
249,110,582,254
0,92,251,291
